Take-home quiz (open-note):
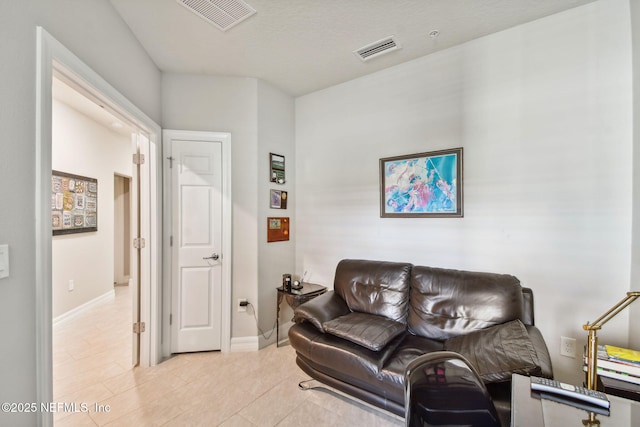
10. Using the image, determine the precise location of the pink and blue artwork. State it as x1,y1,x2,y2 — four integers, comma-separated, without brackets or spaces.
380,148,463,218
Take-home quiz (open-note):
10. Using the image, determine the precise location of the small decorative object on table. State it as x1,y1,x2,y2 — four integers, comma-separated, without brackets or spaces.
291,271,307,290
282,274,292,292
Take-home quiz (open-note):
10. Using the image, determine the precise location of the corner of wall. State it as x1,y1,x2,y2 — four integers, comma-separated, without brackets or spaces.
256,80,296,347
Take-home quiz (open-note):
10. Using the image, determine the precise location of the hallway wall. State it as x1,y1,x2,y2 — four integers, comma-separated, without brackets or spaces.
0,1,160,422
52,98,132,318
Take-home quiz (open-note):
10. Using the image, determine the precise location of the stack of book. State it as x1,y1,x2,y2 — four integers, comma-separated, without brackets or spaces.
583,344,640,385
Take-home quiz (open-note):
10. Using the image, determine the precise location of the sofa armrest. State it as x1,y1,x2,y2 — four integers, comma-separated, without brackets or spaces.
521,287,535,326
444,319,550,383
525,325,553,379
293,291,350,331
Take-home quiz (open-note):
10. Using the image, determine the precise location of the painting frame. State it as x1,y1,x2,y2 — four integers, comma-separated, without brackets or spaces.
267,217,290,242
51,170,98,235
270,189,288,209
270,152,286,184
380,147,463,218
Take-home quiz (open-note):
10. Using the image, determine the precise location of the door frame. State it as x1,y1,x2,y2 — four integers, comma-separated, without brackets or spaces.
113,173,132,286
36,27,162,426
162,130,232,355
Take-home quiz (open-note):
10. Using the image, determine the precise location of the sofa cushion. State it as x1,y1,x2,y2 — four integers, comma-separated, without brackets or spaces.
288,322,404,382
322,312,406,351
408,266,524,340
444,319,542,383
334,259,412,323
293,291,350,331
376,334,446,404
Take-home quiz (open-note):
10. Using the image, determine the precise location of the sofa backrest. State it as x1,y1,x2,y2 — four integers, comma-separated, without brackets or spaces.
408,266,524,341
334,259,412,323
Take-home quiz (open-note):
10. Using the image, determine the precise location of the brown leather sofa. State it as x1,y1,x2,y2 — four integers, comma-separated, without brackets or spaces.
288,259,553,424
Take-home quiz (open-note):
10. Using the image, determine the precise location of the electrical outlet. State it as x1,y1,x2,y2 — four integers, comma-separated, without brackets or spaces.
68,279,74,292
238,298,247,312
560,336,576,358
0,244,9,279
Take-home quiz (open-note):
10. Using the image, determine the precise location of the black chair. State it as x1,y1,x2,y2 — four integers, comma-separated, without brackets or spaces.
404,351,501,427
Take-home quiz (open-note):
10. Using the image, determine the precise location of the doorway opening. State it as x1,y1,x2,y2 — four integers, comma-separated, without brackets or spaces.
36,27,161,426
51,76,138,403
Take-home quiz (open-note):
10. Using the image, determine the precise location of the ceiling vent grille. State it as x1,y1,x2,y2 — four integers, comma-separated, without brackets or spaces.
353,36,401,62
177,0,257,32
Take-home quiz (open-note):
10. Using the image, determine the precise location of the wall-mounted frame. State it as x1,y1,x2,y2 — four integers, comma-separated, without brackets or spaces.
270,189,288,209
380,147,463,218
267,217,290,242
270,153,286,184
51,170,98,235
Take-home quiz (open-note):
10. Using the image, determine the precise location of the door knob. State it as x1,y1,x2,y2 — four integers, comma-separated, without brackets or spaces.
203,253,220,261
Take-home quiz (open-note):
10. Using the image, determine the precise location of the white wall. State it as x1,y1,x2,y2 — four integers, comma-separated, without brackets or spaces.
0,1,160,425
162,73,259,339
629,0,640,351
295,0,632,383
257,80,296,346
52,98,132,318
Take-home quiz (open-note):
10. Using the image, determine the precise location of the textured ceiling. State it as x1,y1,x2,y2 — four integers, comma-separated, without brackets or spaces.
111,0,596,96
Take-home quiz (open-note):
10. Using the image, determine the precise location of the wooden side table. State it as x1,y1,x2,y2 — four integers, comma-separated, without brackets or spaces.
276,282,327,347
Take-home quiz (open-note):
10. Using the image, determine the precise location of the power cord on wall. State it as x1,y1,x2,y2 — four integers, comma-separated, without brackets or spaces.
245,301,277,340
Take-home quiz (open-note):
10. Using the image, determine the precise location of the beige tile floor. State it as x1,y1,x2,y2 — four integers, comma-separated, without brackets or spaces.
53,285,404,426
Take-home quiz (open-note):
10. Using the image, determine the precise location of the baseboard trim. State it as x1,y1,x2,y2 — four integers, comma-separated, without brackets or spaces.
230,336,259,352
53,289,116,326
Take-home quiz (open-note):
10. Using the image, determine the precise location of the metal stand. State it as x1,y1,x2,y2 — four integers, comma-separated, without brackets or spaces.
583,292,640,390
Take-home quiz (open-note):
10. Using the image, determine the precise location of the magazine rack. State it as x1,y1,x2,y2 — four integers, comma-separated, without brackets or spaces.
583,292,640,391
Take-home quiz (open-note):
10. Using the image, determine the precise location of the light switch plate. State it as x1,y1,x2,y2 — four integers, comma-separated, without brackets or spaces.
0,244,9,279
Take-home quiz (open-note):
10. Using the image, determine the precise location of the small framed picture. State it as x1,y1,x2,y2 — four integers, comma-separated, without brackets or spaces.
267,217,290,242
270,153,285,184
270,189,288,209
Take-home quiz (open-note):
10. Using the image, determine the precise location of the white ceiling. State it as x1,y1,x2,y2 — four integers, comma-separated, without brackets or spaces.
110,0,597,97
53,77,137,137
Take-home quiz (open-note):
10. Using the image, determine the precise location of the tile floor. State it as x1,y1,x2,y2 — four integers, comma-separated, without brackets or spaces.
53,285,404,426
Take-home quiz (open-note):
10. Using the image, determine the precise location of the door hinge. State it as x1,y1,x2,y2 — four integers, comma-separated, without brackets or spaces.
169,314,172,325
167,156,175,168
170,235,173,247
133,322,146,334
133,153,145,165
133,237,146,249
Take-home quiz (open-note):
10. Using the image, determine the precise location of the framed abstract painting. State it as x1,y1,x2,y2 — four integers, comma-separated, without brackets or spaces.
380,148,463,218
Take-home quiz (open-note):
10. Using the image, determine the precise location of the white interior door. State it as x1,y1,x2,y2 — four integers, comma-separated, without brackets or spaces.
170,138,223,353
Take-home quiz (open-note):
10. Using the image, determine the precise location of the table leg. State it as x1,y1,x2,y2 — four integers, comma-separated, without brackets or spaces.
276,292,284,347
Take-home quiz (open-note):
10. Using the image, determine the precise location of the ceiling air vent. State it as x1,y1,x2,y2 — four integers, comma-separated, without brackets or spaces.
353,36,401,62
177,0,257,32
